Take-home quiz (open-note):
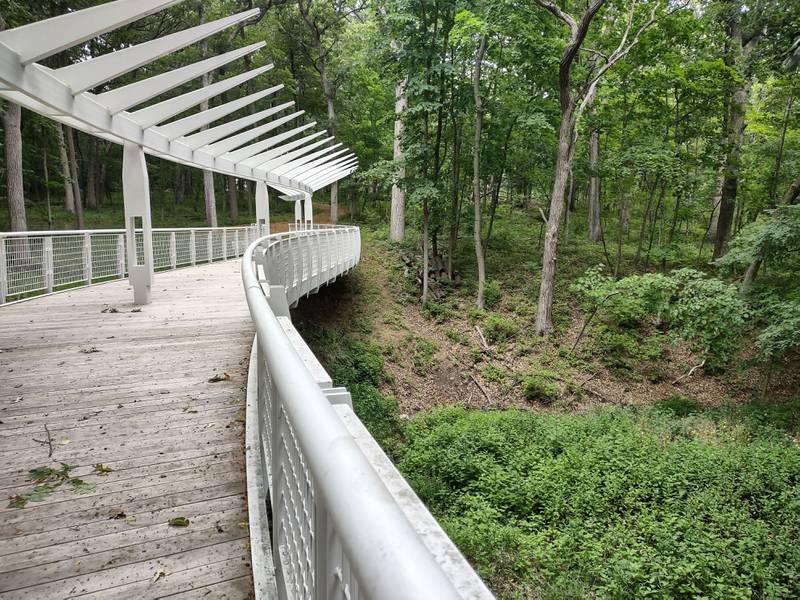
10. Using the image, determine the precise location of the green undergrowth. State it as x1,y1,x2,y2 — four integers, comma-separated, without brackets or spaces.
399,403,800,600
299,310,800,599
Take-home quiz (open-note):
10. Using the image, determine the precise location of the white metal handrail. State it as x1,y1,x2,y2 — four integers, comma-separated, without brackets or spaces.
243,226,490,600
0,224,262,303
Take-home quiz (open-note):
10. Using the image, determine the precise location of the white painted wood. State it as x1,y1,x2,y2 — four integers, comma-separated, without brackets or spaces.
187,101,294,152
223,121,317,164
239,130,327,169
0,0,183,65
203,109,305,158
96,42,265,114
127,65,273,128
253,138,337,176
155,84,282,141
122,142,153,304
53,10,260,94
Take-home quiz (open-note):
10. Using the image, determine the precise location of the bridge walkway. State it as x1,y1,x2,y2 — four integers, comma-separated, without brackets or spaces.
0,261,255,599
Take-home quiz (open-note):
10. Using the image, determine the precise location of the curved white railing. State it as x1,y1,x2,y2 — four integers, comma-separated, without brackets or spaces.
242,226,494,600
0,225,262,303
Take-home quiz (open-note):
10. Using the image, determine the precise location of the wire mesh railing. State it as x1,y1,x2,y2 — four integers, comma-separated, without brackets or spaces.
0,225,262,304
243,227,493,600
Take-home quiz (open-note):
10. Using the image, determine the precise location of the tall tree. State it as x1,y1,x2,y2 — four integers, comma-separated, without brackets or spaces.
2,101,26,232
531,0,661,334
390,77,406,241
472,24,488,309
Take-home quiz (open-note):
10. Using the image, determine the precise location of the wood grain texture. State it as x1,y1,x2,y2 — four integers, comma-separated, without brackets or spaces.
0,261,256,599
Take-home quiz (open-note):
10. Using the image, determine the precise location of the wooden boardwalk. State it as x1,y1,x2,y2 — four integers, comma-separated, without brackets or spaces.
0,262,255,599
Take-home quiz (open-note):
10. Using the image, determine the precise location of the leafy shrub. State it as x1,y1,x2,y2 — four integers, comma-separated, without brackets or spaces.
399,406,800,599
423,300,451,323
574,266,749,368
521,371,559,402
655,394,701,417
350,383,403,455
482,363,507,383
484,279,502,309
482,314,519,344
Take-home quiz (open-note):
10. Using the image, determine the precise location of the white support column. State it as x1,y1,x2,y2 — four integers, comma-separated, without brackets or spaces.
222,229,228,260
0,237,7,304
294,200,302,230
122,141,154,305
83,232,93,283
43,237,54,293
304,192,313,230
189,229,196,265
255,181,270,235
116,234,125,278
207,231,213,263
169,231,177,269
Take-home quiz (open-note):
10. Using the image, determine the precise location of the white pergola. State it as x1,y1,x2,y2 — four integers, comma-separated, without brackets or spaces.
0,0,358,303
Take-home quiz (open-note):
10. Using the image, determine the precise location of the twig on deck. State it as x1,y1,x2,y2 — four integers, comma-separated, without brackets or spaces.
32,423,54,457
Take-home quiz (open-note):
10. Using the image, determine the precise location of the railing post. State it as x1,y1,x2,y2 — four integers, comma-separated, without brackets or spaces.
43,237,54,293
83,232,93,284
234,230,240,256
0,236,7,304
116,234,125,278
207,231,213,264
222,229,228,261
169,231,177,270
190,230,196,265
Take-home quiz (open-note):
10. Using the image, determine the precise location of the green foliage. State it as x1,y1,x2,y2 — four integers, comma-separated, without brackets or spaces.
574,267,749,368
520,371,559,402
399,405,800,599
8,463,94,508
483,280,502,309
756,299,800,361
654,394,701,417
482,314,519,344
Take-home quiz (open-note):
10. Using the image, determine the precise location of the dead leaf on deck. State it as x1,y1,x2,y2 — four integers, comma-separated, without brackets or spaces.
100,307,119,314
80,347,100,354
94,464,113,475
152,569,170,583
131,308,142,313
109,510,127,520
168,517,190,527
207,372,231,383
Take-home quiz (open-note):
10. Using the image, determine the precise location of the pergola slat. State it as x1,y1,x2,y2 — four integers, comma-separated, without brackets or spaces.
240,131,327,169
95,42,266,114
154,85,282,140
54,10,260,94
127,65,273,128
223,122,317,164
0,0,184,65
180,101,294,150
202,110,306,157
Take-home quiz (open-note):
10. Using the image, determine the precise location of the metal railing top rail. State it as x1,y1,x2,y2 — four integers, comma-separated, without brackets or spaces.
242,226,462,600
0,225,256,237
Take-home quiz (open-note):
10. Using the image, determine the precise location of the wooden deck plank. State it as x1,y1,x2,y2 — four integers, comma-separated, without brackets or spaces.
0,261,256,599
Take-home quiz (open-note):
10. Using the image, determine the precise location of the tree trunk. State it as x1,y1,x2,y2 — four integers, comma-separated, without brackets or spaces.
390,78,407,241
3,102,26,232
198,4,217,227
447,122,462,279
65,125,84,229
743,173,800,287
535,110,575,334
228,176,238,220
713,17,756,260
472,32,488,309
56,123,75,214
588,128,601,241
769,93,793,205
85,137,98,210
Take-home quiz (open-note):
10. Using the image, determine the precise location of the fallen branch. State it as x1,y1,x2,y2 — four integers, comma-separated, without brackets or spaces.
475,326,490,352
469,374,491,402
671,357,706,385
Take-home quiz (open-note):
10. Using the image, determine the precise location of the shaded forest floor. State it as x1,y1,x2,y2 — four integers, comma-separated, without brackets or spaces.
295,215,799,421
293,211,800,599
